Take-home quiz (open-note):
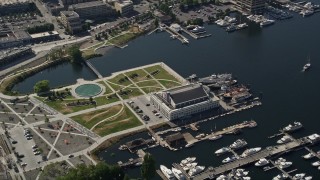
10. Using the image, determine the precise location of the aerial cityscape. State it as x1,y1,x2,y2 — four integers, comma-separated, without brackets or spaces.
0,0,319,179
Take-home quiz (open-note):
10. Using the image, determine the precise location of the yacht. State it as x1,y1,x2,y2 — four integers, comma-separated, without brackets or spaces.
172,167,186,180
260,19,275,27
118,145,127,150
209,134,222,141
282,122,303,132
160,165,175,179
273,173,289,180
300,9,314,17
215,147,230,155
275,157,287,165
226,24,237,32
236,23,248,30
222,156,238,163
230,139,248,150
180,157,196,165
188,166,205,176
279,161,293,169
255,158,269,166
240,147,261,157
195,133,205,139
191,26,205,33
293,173,305,180
185,162,198,170
235,169,249,176
216,175,227,180
277,135,292,144
303,153,315,159
305,176,313,180
318,166,320,170
311,161,320,166
185,143,194,148
302,63,311,72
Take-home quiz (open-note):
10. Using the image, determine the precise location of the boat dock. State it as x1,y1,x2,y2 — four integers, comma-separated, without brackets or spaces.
269,160,293,179
156,170,169,180
163,25,189,44
84,61,103,79
172,163,192,180
193,134,320,180
125,138,155,153
117,149,146,168
181,28,199,39
304,146,320,160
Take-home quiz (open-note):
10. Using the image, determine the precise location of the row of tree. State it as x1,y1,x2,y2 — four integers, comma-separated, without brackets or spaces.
27,23,54,34
57,154,156,180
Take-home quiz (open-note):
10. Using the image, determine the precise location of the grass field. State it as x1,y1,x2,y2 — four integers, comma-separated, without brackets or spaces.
136,80,163,93
92,106,142,137
144,65,180,82
124,69,150,82
109,33,138,46
71,104,123,129
107,74,133,91
118,87,144,99
96,81,113,95
157,80,181,89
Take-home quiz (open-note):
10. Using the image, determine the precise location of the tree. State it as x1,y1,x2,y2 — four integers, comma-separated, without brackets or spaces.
141,153,156,180
68,45,83,63
34,80,50,94
154,18,159,27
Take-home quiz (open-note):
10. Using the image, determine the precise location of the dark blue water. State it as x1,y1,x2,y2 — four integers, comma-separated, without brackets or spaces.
12,10,320,179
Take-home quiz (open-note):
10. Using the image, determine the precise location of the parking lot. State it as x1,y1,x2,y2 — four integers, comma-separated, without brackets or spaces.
172,4,233,22
10,127,42,171
129,96,168,124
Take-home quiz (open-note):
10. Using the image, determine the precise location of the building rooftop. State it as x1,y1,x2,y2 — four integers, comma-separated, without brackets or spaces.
30,31,59,39
0,0,30,5
69,1,106,9
13,30,31,40
61,11,80,18
115,0,133,7
167,84,208,104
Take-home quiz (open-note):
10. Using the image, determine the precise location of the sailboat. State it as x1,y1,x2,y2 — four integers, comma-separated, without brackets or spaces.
302,56,311,72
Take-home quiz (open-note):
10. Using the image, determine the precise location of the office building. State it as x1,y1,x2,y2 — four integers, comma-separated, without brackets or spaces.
114,0,133,16
60,11,82,34
69,1,114,19
234,0,266,14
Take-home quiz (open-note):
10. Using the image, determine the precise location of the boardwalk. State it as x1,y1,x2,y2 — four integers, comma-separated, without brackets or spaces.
193,136,318,180
84,61,103,78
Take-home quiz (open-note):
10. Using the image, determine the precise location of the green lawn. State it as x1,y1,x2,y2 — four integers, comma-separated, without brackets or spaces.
93,106,142,137
144,65,180,82
158,80,181,89
124,69,150,82
109,33,138,46
118,87,144,99
136,80,163,93
107,74,132,91
71,104,123,129
96,81,113,95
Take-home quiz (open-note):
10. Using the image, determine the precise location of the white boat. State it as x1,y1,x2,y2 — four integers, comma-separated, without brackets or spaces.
255,158,269,166
191,26,205,33
185,143,194,148
260,19,275,27
273,173,289,180
302,63,311,72
230,139,248,150
160,165,175,179
275,157,287,165
235,168,249,176
222,156,238,163
283,122,303,132
302,153,315,159
188,166,205,176
318,166,320,170
195,133,205,139
172,167,186,180
312,161,320,166
305,176,313,180
240,147,261,157
118,145,127,150
208,134,222,141
185,162,197,169
243,177,251,180
236,23,248,30
277,135,292,144
180,157,196,165
293,173,305,180
279,161,292,169
300,10,314,17
215,147,230,155
216,175,227,180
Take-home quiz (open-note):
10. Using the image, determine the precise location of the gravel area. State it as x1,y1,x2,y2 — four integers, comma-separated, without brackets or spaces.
24,115,47,124
30,106,51,115
7,103,34,114
1,113,21,124
35,129,58,145
36,120,63,130
62,123,83,134
55,133,93,155
32,131,51,160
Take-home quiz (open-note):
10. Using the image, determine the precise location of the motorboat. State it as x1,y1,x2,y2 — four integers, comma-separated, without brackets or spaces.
185,162,198,170
222,156,238,163
293,173,305,180
300,9,314,17
235,168,249,176
190,26,205,33
180,157,196,165
160,165,175,179
185,143,194,148
195,133,205,139
230,139,248,150
311,161,320,166
282,122,303,132
260,19,275,27
118,145,127,150
172,167,186,180
236,23,248,30
255,158,269,166
208,134,222,141
302,153,315,159
188,166,205,176
275,157,287,165
279,161,293,169
305,176,313,180
273,173,289,180
277,135,292,144
216,175,227,180
215,147,230,155
302,63,311,72
226,24,236,32
240,147,261,157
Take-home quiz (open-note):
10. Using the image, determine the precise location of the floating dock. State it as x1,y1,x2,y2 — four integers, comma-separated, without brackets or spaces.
193,134,320,180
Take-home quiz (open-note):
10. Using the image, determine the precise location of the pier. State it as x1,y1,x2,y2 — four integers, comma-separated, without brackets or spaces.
84,61,103,79
181,28,199,39
163,25,189,44
193,135,320,180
